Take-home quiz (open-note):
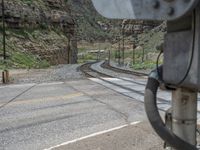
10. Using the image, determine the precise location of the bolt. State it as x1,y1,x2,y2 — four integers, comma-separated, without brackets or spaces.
167,7,174,16
152,0,160,9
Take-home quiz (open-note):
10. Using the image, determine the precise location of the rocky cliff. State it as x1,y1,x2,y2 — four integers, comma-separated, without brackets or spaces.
68,0,162,44
68,0,117,42
0,0,77,68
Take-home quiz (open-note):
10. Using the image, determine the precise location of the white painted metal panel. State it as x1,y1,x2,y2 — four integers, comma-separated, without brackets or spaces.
92,0,199,20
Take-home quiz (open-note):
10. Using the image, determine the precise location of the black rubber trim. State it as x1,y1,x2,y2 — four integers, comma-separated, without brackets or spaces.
145,77,197,150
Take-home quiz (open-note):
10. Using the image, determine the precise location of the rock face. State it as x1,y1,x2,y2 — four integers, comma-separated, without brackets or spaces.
0,0,78,65
122,20,161,36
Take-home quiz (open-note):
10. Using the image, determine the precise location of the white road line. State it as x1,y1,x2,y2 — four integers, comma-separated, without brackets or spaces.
0,83,36,89
0,82,64,89
38,82,64,86
44,121,141,150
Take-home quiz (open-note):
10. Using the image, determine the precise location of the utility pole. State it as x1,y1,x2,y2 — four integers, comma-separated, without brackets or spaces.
118,39,121,65
67,36,71,64
132,41,135,65
1,0,9,84
122,24,125,66
2,0,5,61
108,50,111,65
97,42,100,61
132,31,136,65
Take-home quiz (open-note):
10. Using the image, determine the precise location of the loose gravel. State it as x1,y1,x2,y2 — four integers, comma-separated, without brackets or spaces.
5,64,85,84
0,61,149,84
110,61,151,74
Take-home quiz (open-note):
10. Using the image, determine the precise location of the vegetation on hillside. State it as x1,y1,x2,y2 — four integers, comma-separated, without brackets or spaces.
77,22,165,70
0,29,50,70
68,0,121,42
0,0,75,69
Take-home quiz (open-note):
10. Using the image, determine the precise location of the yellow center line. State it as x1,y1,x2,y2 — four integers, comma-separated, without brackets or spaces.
0,92,84,106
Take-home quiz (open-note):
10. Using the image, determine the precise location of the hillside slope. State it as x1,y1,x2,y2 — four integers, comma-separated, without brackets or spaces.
68,0,122,42
0,0,77,69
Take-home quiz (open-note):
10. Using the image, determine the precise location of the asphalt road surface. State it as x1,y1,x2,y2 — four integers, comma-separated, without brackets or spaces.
0,79,164,150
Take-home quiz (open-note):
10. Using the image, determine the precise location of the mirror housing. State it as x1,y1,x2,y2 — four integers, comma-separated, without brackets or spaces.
92,0,199,20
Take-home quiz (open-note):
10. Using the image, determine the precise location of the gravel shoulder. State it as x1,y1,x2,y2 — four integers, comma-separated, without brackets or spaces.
110,61,152,75
0,64,85,84
0,61,150,85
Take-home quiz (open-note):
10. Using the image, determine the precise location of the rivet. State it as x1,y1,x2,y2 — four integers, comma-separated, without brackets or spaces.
152,0,160,9
167,7,174,16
